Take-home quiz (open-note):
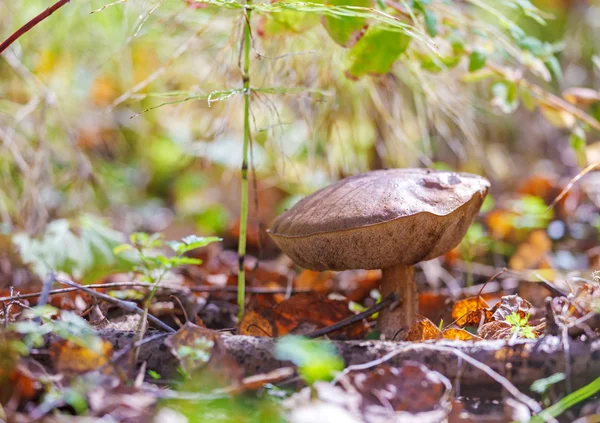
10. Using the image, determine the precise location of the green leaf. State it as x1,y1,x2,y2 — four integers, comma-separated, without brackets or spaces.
520,87,536,111
593,55,600,71
260,0,320,35
530,373,566,394
274,336,344,385
419,54,461,72
544,56,562,81
530,377,600,423
570,126,587,167
447,30,465,54
321,0,371,47
468,49,487,72
491,81,519,114
113,244,133,255
178,235,222,254
423,9,437,37
346,25,411,78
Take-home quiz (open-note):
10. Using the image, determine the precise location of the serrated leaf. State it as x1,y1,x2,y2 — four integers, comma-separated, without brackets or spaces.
178,235,221,254
468,49,487,72
321,0,370,47
346,26,411,78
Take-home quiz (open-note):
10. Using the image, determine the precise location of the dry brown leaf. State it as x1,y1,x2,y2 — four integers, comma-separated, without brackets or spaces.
451,297,490,327
50,339,113,375
240,293,368,339
491,294,532,322
166,322,241,385
419,292,450,325
350,362,451,414
539,103,576,129
478,321,513,340
442,328,482,341
509,230,552,271
338,269,381,302
294,270,335,294
231,367,295,393
562,87,600,106
405,317,443,342
239,309,276,337
486,209,517,239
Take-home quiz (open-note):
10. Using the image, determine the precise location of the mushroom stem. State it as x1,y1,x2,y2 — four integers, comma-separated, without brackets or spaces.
377,264,417,340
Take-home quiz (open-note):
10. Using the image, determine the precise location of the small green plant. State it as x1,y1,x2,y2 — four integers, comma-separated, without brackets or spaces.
274,336,344,385
115,233,221,357
506,312,536,339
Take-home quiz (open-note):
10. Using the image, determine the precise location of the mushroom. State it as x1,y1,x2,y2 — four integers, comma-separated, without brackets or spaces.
267,168,490,340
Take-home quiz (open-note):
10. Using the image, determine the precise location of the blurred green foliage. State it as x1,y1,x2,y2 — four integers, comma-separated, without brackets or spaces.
275,336,344,385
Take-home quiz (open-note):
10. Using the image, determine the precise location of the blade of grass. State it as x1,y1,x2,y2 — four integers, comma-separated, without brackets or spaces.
528,377,600,423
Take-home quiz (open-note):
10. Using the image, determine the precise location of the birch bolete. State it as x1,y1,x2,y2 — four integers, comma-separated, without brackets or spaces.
268,169,490,340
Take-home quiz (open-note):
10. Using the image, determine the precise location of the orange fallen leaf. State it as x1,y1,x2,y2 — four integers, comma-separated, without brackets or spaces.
240,293,368,339
405,317,443,342
50,339,113,375
442,328,482,341
451,297,490,327
294,270,335,294
239,309,276,337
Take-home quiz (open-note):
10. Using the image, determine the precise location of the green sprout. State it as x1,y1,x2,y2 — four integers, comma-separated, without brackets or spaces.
506,312,536,339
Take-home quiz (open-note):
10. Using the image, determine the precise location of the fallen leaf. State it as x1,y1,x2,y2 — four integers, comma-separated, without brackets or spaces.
165,322,241,386
240,293,368,340
419,291,451,325
562,87,600,106
294,270,335,294
491,294,532,322
478,321,513,340
50,339,113,376
442,328,482,341
452,297,491,327
233,367,295,393
405,317,443,341
239,308,276,337
350,362,451,414
337,269,381,303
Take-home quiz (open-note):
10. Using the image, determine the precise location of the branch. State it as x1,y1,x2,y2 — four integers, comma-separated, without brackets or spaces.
0,0,72,55
54,276,175,333
0,282,313,303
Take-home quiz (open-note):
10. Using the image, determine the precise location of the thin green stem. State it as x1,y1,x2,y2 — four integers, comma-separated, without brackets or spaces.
237,4,252,321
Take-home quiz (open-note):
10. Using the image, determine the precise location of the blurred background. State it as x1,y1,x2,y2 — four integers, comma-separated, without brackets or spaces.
0,0,599,292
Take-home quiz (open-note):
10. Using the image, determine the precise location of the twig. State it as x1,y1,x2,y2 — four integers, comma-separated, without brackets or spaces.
54,276,174,333
33,273,56,324
36,273,56,308
334,343,544,415
109,332,170,365
0,0,71,55
304,293,397,339
0,282,313,303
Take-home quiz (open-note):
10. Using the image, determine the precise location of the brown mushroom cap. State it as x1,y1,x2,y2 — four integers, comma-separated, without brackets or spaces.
268,168,490,271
